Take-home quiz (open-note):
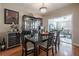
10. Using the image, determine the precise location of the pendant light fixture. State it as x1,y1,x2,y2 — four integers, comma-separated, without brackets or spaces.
39,3,47,14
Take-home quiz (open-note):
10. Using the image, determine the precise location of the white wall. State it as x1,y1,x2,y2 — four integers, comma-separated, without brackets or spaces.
43,4,79,46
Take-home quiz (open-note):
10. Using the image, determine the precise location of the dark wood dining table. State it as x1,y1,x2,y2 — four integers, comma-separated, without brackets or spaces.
24,32,50,56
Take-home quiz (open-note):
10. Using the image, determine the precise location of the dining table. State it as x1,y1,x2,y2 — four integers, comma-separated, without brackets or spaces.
24,31,54,56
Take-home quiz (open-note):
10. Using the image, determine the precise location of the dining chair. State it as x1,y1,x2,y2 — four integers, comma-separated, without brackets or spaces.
39,33,54,56
53,30,61,53
21,31,35,56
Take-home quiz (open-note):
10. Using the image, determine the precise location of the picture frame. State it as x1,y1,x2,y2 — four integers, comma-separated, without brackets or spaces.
4,9,19,24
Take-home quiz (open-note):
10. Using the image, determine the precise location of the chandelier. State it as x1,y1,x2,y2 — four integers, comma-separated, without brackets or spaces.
39,3,47,13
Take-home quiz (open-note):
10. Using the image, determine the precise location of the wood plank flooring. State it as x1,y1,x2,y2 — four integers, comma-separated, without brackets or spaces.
0,47,22,56
0,42,79,56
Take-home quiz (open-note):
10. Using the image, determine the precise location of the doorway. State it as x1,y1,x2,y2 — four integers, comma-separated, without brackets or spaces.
48,15,72,44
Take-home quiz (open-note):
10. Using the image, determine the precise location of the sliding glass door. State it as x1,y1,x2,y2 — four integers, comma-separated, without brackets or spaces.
48,15,72,44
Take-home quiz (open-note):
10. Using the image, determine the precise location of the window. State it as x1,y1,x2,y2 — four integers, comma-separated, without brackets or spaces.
48,15,72,32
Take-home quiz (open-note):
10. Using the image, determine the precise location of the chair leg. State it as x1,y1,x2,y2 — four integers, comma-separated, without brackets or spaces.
22,49,24,56
25,50,27,56
39,46,40,55
55,44,57,53
46,49,48,56
34,47,36,56
58,38,60,50
58,41,60,50
33,49,35,56
52,47,54,55
34,44,37,56
58,44,60,51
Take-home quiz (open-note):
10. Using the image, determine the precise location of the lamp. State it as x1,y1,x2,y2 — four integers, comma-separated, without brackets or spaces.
39,3,47,13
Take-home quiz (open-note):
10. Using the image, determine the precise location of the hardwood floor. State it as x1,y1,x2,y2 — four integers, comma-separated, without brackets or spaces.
39,42,79,56
0,46,22,56
0,42,79,56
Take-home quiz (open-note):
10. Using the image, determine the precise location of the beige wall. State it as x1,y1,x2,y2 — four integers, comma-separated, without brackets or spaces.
0,3,42,40
43,4,79,46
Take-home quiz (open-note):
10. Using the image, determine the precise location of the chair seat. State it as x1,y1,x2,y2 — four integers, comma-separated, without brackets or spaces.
27,42,34,50
23,42,34,51
23,47,34,51
40,41,52,49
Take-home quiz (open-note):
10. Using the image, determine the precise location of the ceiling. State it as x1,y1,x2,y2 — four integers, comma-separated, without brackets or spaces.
4,3,71,17
21,3,71,16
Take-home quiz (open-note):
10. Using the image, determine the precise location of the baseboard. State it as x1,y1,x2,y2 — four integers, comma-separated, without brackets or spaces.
72,43,79,47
